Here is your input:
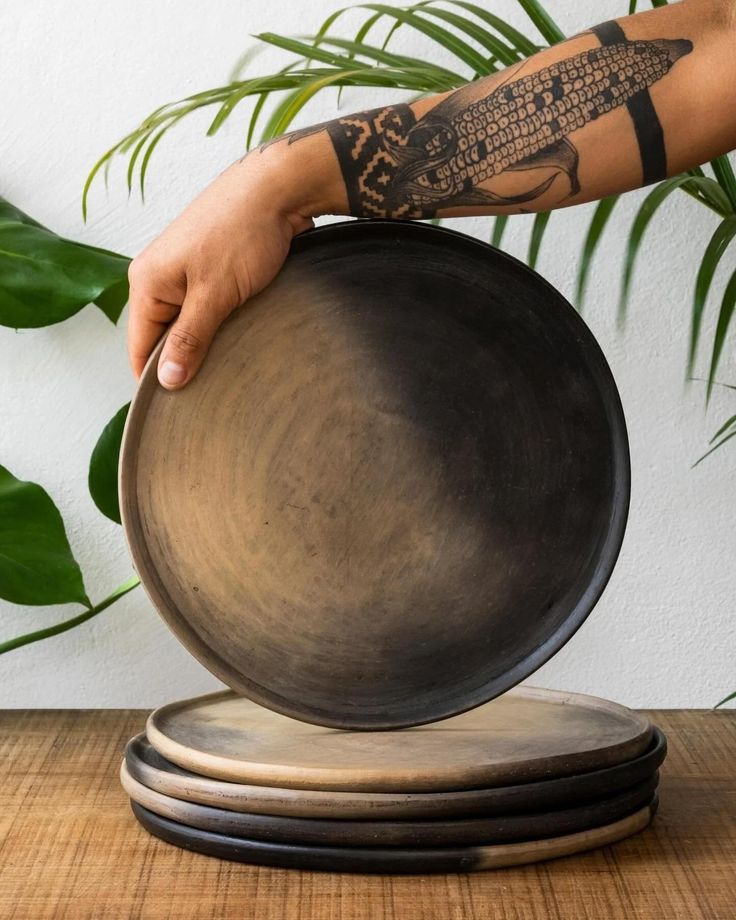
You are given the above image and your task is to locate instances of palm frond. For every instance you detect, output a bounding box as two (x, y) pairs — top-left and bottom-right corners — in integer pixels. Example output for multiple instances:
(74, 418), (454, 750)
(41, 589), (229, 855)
(527, 211), (550, 269)
(706, 268), (736, 402)
(514, 0), (565, 45)
(576, 196), (618, 310)
(618, 175), (703, 325)
(491, 214), (508, 249)
(689, 215), (736, 376)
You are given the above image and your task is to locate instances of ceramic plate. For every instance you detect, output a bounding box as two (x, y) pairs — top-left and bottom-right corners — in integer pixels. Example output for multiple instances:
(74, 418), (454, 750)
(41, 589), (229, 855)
(146, 687), (653, 791)
(120, 220), (629, 729)
(130, 798), (657, 873)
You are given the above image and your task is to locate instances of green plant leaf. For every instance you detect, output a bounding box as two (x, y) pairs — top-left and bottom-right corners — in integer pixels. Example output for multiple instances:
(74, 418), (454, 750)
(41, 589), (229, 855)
(88, 403), (130, 525)
(0, 464), (89, 607)
(491, 214), (508, 249)
(715, 689), (736, 708)
(316, 36), (466, 87)
(693, 429), (736, 467)
(680, 173), (732, 217)
(688, 215), (736, 375)
(708, 413), (736, 444)
(432, 2), (539, 57)
(357, 4), (490, 74)
(710, 154), (736, 211)
(413, 5), (520, 67)
(706, 267), (736, 400)
(0, 198), (130, 328)
(515, 0), (565, 45)
(618, 175), (697, 324)
(527, 211), (550, 269)
(576, 196), (618, 310)
(0, 575), (140, 656)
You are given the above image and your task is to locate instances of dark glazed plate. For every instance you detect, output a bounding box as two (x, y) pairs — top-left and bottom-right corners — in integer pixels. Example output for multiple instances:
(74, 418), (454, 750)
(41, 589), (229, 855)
(125, 727), (666, 819)
(120, 220), (630, 729)
(130, 798), (657, 873)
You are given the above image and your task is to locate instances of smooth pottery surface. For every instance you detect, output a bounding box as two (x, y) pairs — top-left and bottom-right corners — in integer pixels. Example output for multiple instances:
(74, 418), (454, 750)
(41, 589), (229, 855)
(120, 220), (630, 730)
(146, 688), (653, 792)
(126, 728), (666, 819)
(130, 798), (657, 873)
(121, 761), (657, 847)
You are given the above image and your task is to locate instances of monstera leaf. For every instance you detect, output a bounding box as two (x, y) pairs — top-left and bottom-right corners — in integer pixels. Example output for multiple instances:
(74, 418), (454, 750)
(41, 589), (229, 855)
(0, 198), (130, 328)
(0, 464), (89, 607)
(88, 403), (130, 524)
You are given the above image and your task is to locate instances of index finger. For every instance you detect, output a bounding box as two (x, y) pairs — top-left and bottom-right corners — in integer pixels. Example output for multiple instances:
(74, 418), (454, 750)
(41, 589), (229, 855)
(127, 287), (180, 379)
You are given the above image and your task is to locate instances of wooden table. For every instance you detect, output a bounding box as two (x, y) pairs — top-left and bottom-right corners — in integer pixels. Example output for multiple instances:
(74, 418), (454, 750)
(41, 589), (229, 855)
(1, 709), (734, 919)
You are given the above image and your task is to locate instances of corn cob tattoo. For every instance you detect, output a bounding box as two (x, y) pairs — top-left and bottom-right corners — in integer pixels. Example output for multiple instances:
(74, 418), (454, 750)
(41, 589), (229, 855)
(270, 26), (692, 218)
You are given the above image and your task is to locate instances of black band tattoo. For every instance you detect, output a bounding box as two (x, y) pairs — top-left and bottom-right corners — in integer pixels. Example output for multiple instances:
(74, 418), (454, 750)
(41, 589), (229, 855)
(267, 25), (692, 218)
(591, 21), (669, 185)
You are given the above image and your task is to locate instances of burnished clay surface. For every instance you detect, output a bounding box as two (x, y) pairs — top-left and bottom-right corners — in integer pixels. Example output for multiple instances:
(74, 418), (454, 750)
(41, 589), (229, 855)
(121, 761), (657, 847)
(120, 220), (630, 729)
(130, 799), (658, 873)
(146, 688), (653, 792)
(125, 728), (666, 819)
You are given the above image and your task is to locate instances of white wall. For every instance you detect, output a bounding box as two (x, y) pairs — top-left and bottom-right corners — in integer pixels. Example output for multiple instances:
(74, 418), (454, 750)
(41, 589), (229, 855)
(1, 0), (734, 708)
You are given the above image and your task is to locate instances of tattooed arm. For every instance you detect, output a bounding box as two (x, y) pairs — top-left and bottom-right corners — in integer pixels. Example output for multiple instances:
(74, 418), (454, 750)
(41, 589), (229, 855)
(128, 0), (736, 388)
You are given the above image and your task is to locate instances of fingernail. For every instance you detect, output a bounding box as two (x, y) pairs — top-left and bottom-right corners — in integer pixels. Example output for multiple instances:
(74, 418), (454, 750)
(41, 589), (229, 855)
(159, 360), (187, 387)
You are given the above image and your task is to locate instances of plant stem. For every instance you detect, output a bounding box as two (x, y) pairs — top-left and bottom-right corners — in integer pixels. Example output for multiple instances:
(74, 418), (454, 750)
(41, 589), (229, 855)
(0, 575), (140, 656)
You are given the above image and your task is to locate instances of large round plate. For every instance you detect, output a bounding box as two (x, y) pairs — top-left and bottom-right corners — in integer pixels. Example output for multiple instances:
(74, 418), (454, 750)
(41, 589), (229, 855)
(122, 762), (657, 847)
(126, 728), (666, 819)
(146, 688), (653, 792)
(120, 220), (630, 729)
(131, 799), (657, 873)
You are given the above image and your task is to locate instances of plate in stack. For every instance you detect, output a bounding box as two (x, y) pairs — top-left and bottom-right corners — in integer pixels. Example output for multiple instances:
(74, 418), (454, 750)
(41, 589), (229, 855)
(123, 687), (665, 872)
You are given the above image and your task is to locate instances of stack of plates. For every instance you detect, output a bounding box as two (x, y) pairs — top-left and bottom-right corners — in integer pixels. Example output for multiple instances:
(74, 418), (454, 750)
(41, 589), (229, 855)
(123, 688), (665, 873)
(119, 220), (652, 871)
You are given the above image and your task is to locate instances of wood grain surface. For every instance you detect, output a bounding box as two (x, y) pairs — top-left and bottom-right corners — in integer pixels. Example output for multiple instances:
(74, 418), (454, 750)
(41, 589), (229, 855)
(0, 708), (734, 919)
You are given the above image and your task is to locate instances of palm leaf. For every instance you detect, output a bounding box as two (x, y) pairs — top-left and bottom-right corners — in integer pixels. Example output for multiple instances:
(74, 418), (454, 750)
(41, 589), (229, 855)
(355, 4), (492, 74)
(618, 175), (700, 324)
(514, 0), (565, 45)
(706, 267), (736, 400)
(316, 36), (465, 86)
(491, 214), (508, 249)
(715, 689), (736, 708)
(576, 196), (619, 310)
(527, 211), (550, 269)
(688, 215), (736, 375)
(412, 5), (520, 67)
(693, 430), (736, 467)
(708, 413), (736, 444)
(431, 1), (539, 57)
(710, 155), (736, 210)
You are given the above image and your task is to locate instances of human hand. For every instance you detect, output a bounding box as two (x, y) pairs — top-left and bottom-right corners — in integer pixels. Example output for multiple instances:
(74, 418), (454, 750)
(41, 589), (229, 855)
(126, 141), (337, 389)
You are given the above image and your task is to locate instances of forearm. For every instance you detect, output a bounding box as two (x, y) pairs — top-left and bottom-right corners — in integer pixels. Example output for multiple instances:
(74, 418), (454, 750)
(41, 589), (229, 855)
(266, 0), (736, 222)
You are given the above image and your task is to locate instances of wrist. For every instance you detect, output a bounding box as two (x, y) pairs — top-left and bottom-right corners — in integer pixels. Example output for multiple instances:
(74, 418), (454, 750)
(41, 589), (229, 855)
(238, 132), (348, 224)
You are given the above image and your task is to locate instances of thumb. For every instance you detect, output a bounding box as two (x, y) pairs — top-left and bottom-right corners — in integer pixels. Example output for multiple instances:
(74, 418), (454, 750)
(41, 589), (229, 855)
(157, 286), (230, 390)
